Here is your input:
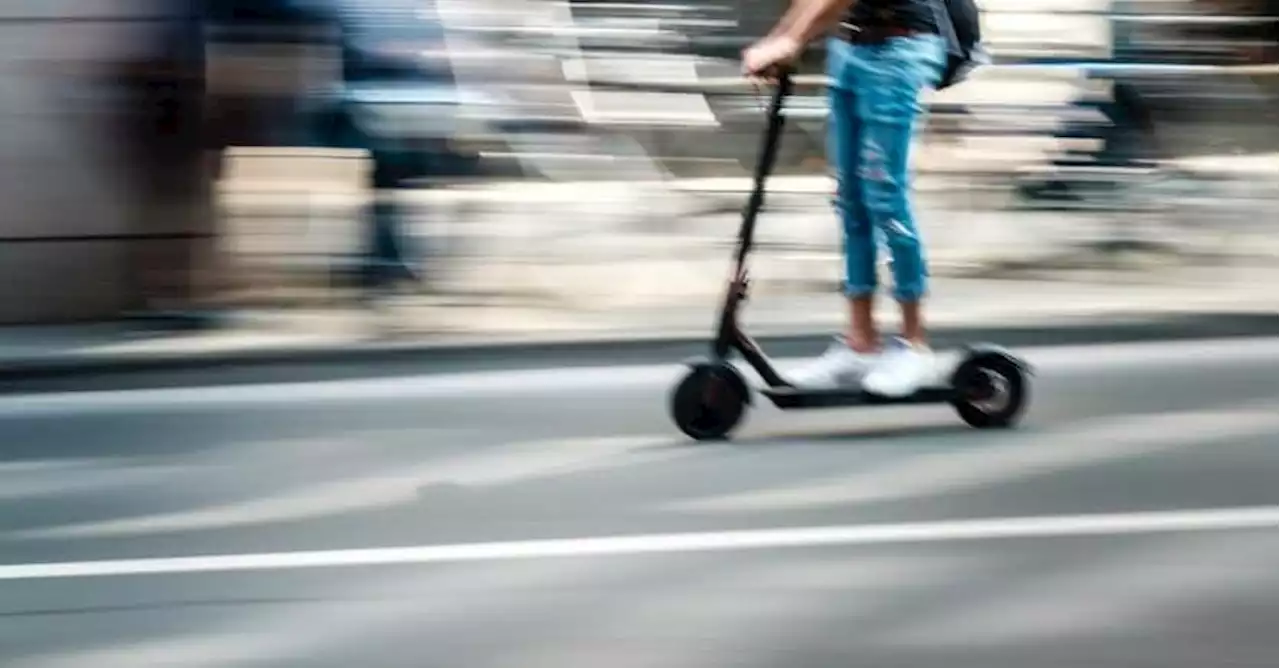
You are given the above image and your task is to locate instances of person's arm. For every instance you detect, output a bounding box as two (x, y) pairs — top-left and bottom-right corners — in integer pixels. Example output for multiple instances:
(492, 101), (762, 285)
(769, 0), (857, 45)
(744, 0), (856, 76)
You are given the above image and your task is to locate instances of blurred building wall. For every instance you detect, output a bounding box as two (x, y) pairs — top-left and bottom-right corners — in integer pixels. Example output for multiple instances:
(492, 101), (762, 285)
(0, 0), (214, 324)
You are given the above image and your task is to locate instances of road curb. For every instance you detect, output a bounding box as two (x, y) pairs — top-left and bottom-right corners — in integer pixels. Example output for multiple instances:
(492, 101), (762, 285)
(0, 312), (1274, 391)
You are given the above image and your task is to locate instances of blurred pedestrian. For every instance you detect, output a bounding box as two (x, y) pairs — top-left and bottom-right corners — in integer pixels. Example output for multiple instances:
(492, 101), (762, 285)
(299, 0), (462, 303)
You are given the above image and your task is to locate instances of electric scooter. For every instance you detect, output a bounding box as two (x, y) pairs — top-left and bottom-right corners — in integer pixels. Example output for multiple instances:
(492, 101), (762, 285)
(669, 73), (1030, 441)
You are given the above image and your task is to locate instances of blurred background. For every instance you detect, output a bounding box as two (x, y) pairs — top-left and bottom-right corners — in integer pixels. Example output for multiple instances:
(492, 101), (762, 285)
(0, 3), (1276, 667)
(0, 0), (1272, 332)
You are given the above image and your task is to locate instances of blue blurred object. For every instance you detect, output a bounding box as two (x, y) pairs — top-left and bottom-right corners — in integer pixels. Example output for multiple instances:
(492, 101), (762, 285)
(300, 0), (503, 177)
(263, 0), (481, 292)
(331, 0), (453, 85)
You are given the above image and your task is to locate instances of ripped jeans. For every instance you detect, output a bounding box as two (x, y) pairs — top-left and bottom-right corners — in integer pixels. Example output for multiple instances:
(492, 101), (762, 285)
(827, 34), (946, 302)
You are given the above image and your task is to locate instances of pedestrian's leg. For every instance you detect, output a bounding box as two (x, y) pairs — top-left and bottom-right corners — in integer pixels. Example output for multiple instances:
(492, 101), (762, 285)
(366, 152), (416, 293)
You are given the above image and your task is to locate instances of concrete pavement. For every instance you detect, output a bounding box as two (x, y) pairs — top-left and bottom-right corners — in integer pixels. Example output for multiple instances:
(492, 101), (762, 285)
(0, 337), (1275, 667)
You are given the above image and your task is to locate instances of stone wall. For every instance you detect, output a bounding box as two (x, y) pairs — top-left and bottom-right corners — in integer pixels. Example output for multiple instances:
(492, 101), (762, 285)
(0, 0), (214, 324)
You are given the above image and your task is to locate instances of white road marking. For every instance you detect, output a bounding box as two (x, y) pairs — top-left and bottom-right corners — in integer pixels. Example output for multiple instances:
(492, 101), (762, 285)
(0, 506), (1273, 581)
(0, 337), (1271, 418)
(668, 406), (1278, 513)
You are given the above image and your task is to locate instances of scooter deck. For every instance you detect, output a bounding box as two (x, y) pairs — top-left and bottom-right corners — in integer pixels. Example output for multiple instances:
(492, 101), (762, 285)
(761, 385), (955, 409)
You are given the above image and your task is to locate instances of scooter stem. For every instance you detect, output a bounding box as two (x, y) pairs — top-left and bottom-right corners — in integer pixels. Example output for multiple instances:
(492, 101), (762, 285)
(714, 73), (795, 362)
(734, 72), (794, 269)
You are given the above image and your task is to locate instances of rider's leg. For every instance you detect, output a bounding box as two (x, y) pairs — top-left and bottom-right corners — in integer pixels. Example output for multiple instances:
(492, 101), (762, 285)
(854, 34), (947, 397)
(832, 86), (880, 353)
(787, 37), (882, 389)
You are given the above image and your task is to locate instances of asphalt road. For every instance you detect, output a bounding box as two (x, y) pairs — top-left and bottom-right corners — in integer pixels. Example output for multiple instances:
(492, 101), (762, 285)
(0, 337), (1276, 668)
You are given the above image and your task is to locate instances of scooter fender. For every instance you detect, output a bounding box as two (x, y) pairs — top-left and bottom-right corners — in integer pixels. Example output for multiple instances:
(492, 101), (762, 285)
(957, 343), (1034, 376)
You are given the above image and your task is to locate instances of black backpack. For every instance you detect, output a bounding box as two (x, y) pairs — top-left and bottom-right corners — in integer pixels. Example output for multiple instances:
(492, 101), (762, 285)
(934, 0), (988, 90)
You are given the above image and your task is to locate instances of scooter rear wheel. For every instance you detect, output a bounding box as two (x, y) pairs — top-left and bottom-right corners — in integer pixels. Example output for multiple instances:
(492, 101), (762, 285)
(670, 363), (749, 441)
(950, 354), (1028, 429)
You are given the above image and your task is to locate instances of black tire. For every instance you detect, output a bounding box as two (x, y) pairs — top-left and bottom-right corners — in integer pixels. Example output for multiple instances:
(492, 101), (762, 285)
(950, 354), (1028, 429)
(670, 363), (749, 441)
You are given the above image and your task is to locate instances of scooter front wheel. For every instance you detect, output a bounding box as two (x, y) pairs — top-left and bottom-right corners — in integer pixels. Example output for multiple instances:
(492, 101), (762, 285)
(670, 362), (749, 441)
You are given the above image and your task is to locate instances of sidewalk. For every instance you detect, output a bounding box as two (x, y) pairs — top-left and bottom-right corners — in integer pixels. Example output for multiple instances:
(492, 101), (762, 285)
(2, 157), (1274, 378)
(226, 163), (1278, 310)
(0, 264), (1274, 378)
(218, 148), (1278, 300)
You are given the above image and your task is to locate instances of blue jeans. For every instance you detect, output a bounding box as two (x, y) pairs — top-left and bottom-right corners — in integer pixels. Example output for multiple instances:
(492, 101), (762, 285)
(826, 35), (946, 302)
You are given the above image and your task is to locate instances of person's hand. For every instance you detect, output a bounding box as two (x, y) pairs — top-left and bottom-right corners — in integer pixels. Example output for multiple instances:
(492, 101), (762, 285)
(741, 35), (801, 85)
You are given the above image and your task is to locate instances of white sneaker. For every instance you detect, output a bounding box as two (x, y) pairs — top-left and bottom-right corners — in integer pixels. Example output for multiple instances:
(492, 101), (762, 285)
(862, 337), (937, 398)
(789, 338), (879, 389)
